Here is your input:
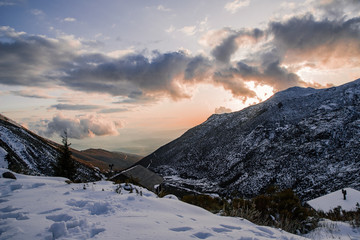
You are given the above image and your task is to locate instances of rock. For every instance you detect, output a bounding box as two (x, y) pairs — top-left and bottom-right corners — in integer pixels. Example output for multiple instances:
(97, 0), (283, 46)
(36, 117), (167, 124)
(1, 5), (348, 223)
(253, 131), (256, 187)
(2, 171), (16, 179)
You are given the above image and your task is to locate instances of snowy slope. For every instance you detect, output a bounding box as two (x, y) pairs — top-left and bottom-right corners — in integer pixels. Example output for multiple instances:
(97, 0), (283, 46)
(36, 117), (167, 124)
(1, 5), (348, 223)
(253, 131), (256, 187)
(0, 114), (138, 179)
(304, 219), (360, 240)
(307, 188), (360, 212)
(139, 78), (360, 201)
(0, 169), (306, 240)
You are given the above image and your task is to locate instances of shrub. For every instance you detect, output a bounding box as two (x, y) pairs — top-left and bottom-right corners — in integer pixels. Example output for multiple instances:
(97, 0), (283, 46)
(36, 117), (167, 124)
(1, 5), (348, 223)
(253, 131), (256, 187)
(318, 205), (360, 228)
(223, 189), (318, 234)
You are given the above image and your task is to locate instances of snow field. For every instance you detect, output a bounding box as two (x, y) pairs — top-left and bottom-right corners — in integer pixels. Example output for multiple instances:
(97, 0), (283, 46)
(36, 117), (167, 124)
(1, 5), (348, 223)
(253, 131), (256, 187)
(304, 219), (360, 240)
(0, 169), (306, 240)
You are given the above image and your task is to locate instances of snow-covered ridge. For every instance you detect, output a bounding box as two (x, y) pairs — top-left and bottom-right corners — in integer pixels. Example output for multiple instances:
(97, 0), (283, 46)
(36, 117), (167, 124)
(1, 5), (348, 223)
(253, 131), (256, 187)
(0, 169), (307, 240)
(139, 78), (360, 201)
(0, 115), (99, 181)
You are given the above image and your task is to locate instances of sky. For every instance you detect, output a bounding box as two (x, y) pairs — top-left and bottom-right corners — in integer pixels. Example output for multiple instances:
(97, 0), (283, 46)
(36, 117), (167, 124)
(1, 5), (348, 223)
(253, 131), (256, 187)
(1, 0), (360, 156)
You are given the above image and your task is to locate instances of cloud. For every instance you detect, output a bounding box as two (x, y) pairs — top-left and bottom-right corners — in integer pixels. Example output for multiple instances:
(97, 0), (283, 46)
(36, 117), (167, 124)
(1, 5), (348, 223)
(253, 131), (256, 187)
(224, 0), (250, 14)
(310, 0), (360, 20)
(210, 28), (264, 63)
(165, 25), (175, 33)
(179, 26), (197, 36)
(0, 27), (212, 102)
(10, 89), (53, 99)
(0, 0), (23, 7)
(30, 9), (44, 16)
(269, 14), (360, 68)
(50, 104), (102, 111)
(157, 5), (171, 12)
(62, 51), (212, 101)
(1, 6), (360, 107)
(98, 108), (128, 114)
(0, 26), (77, 86)
(215, 106), (232, 114)
(63, 17), (77, 22)
(40, 114), (122, 139)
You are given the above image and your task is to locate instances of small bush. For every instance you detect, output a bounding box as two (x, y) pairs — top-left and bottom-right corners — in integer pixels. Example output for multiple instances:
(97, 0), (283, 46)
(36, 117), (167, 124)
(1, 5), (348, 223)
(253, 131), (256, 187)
(318, 205), (360, 228)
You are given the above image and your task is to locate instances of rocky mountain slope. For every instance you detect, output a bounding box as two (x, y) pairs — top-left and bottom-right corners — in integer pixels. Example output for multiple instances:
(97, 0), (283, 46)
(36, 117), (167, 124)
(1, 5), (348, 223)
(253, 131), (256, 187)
(0, 114), (139, 181)
(138, 79), (360, 201)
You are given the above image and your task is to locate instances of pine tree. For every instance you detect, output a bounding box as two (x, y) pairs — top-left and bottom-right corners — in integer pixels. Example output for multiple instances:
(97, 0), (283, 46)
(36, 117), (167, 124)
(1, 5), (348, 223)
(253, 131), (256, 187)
(52, 131), (77, 181)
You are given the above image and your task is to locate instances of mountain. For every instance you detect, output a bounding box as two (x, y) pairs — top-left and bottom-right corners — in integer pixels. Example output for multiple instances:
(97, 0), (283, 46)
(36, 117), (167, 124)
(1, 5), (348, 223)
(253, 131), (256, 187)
(0, 114), (140, 180)
(72, 148), (142, 171)
(138, 79), (360, 201)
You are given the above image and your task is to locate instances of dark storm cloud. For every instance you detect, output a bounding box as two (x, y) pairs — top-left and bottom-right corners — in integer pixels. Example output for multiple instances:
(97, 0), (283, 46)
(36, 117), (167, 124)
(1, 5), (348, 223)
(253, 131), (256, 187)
(62, 51), (211, 100)
(208, 8), (360, 92)
(2, 3), (360, 104)
(50, 104), (102, 111)
(269, 14), (360, 54)
(268, 14), (360, 68)
(0, 26), (75, 86)
(0, 27), (211, 101)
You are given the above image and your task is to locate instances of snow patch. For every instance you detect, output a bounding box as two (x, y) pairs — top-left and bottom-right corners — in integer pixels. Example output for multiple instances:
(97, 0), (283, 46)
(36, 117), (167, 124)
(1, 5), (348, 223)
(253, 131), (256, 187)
(307, 188), (360, 212)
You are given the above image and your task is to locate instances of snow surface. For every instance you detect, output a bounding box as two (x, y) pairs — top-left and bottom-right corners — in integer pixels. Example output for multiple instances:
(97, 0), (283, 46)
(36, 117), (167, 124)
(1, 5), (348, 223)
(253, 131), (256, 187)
(0, 169), (306, 240)
(304, 219), (360, 240)
(0, 147), (8, 168)
(307, 188), (360, 212)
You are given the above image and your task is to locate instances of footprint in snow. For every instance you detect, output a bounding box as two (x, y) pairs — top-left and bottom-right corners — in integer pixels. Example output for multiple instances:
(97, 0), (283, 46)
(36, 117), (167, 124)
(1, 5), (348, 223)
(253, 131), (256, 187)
(0, 212), (29, 220)
(212, 227), (232, 233)
(30, 183), (46, 189)
(10, 184), (22, 191)
(169, 227), (193, 232)
(193, 232), (213, 239)
(0, 206), (21, 213)
(46, 214), (73, 222)
(48, 218), (105, 239)
(220, 224), (242, 230)
(256, 226), (275, 236)
(39, 208), (63, 215)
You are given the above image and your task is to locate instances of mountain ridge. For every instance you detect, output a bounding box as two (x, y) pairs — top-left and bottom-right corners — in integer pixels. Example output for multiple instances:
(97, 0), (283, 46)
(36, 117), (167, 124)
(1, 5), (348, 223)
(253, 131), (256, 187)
(138, 78), (360, 200)
(0, 114), (140, 180)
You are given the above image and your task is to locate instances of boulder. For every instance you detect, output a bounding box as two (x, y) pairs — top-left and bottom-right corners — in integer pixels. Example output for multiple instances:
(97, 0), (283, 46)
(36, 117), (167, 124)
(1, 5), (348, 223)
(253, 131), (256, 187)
(2, 171), (16, 179)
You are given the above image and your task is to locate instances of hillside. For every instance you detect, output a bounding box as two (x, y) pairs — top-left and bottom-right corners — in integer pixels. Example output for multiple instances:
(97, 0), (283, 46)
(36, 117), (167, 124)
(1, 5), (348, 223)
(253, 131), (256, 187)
(0, 114), (140, 180)
(138, 78), (360, 201)
(72, 148), (141, 171)
(0, 168), (308, 240)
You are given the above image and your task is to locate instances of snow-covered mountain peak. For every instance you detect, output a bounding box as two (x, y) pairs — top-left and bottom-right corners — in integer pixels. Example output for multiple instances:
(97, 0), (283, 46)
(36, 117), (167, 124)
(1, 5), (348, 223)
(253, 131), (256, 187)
(138, 78), (360, 201)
